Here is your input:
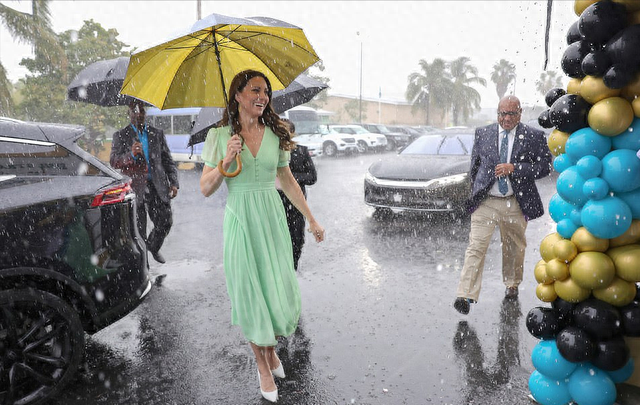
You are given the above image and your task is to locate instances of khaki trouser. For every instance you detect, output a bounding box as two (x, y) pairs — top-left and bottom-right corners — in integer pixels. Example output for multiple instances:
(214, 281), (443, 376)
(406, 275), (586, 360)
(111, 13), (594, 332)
(456, 196), (527, 302)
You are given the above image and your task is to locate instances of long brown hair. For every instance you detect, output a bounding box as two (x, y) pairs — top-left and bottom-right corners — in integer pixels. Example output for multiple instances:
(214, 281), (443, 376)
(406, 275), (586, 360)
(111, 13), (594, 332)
(219, 70), (295, 151)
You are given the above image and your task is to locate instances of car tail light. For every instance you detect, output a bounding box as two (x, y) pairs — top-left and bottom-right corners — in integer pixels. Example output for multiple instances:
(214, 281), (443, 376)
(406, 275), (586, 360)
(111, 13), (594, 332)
(91, 182), (133, 207)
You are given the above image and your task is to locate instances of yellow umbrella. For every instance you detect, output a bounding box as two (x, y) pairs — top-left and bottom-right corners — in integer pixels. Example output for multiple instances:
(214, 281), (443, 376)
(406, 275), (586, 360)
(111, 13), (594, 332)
(120, 14), (320, 110)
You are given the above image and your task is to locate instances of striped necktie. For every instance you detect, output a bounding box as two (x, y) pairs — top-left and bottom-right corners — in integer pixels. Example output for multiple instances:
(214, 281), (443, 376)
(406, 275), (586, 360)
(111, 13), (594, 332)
(498, 130), (509, 195)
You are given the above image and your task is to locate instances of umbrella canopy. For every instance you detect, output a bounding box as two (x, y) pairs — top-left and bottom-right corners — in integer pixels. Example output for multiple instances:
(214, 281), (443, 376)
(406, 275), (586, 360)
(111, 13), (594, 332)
(67, 56), (144, 107)
(120, 13), (320, 110)
(188, 73), (327, 146)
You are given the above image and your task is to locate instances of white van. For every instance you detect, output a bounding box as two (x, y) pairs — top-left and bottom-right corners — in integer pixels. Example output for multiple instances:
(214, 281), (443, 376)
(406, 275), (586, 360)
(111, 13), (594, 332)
(145, 107), (204, 165)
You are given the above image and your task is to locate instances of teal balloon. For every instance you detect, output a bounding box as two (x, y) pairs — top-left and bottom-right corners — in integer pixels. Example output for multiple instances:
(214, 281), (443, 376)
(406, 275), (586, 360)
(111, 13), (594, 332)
(549, 193), (576, 223)
(581, 196), (632, 239)
(607, 357), (634, 383)
(565, 127), (612, 164)
(571, 208), (583, 226)
(617, 187), (640, 218)
(532, 340), (578, 380)
(558, 218), (579, 239)
(568, 364), (616, 405)
(583, 177), (609, 200)
(612, 117), (640, 151)
(576, 155), (603, 179)
(601, 149), (640, 193)
(529, 370), (572, 405)
(554, 154), (573, 173)
(557, 166), (587, 205)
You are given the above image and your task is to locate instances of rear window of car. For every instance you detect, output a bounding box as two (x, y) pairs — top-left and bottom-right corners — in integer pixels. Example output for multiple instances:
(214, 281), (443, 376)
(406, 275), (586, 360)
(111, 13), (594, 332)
(401, 134), (474, 156)
(0, 137), (101, 176)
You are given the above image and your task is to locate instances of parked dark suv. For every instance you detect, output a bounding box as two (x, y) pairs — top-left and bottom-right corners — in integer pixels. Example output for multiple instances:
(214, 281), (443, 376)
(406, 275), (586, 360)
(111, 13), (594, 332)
(361, 123), (412, 151)
(0, 118), (150, 405)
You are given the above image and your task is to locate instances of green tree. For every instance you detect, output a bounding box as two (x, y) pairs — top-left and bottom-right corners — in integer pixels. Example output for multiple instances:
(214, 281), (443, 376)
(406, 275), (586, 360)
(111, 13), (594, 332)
(536, 70), (563, 97)
(405, 58), (451, 125)
(305, 60), (330, 110)
(0, 0), (66, 116)
(17, 19), (130, 154)
(490, 59), (516, 99)
(449, 57), (486, 126)
(344, 98), (366, 122)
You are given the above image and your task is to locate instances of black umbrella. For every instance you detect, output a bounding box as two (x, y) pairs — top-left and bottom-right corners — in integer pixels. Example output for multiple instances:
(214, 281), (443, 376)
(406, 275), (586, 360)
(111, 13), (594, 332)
(188, 73), (328, 146)
(67, 56), (146, 107)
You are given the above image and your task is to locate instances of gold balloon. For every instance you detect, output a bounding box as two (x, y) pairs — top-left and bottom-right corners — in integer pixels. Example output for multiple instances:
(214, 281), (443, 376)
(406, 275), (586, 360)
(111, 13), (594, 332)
(547, 129), (571, 156)
(537, 283), (558, 302)
(567, 78), (582, 95)
(607, 244), (640, 282)
(593, 276), (637, 307)
(554, 239), (579, 262)
(609, 220), (640, 248)
(588, 97), (635, 136)
(629, 10), (640, 26)
(633, 97), (640, 118)
(569, 251), (616, 289)
(554, 277), (591, 303)
(621, 72), (640, 101)
(534, 262), (554, 285)
(580, 76), (621, 104)
(571, 227), (609, 252)
(614, 0), (640, 12)
(540, 233), (563, 262)
(547, 258), (570, 281)
(574, 0), (598, 15)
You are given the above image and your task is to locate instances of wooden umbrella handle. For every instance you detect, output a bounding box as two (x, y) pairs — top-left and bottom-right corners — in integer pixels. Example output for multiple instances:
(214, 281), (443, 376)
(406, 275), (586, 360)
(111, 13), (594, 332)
(217, 155), (242, 177)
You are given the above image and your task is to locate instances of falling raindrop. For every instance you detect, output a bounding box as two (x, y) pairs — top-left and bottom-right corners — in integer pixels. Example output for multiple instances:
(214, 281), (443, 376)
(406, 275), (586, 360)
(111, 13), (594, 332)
(95, 289), (105, 302)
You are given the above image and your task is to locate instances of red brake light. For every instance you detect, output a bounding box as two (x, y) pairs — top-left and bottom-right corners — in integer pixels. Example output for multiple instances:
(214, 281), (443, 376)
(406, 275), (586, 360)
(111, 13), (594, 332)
(91, 182), (133, 207)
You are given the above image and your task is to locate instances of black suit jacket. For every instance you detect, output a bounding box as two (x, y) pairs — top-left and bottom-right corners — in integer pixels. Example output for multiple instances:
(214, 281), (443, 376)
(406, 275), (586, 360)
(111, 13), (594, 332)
(467, 122), (552, 220)
(289, 145), (317, 196)
(110, 124), (179, 203)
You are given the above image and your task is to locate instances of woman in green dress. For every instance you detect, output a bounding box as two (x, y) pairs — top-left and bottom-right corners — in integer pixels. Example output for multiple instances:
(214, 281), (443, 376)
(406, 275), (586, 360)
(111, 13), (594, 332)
(199, 70), (324, 403)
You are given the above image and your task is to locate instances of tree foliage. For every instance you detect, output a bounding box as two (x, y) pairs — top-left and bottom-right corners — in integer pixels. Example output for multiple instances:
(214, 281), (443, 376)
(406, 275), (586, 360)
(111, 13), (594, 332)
(535, 70), (563, 97)
(405, 58), (450, 125)
(305, 60), (330, 110)
(490, 59), (516, 99)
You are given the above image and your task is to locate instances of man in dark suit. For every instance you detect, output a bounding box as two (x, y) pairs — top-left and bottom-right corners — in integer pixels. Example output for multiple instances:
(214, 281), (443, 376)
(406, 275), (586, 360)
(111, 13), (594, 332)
(110, 100), (179, 264)
(277, 119), (317, 270)
(454, 96), (552, 315)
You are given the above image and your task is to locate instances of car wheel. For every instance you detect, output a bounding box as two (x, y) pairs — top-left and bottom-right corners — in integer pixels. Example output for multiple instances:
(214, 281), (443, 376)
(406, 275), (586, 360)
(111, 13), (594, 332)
(0, 289), (85, 405)
(385, 139), (396, 151)
(372, 207), (393, 221)
(323, 142), (338, 157)
(356, 140), (368, 153)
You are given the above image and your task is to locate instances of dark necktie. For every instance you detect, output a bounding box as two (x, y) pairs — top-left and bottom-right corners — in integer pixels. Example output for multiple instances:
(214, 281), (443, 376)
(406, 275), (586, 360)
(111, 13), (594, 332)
(499, 130), (509, 195)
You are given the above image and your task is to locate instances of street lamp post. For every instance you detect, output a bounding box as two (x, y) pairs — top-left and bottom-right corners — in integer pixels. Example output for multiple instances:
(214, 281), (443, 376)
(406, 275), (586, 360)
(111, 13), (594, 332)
(357, 32), (363, 124)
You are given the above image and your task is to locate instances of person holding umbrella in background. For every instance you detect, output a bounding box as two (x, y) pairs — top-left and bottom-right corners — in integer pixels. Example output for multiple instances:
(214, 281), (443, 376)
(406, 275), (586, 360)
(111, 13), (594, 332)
(110, 100), (179, 264)
(277, 118), (317, 271)
(200, 70), (324, 402)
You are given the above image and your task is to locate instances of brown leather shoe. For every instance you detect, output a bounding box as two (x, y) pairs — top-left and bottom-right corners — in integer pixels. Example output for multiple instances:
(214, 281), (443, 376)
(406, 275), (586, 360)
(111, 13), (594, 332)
(505, 287), (519, 299)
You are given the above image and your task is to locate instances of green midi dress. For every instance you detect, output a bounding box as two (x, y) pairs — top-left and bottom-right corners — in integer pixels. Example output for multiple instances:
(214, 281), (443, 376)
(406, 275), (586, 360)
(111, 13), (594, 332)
(202, 125), (301, 346)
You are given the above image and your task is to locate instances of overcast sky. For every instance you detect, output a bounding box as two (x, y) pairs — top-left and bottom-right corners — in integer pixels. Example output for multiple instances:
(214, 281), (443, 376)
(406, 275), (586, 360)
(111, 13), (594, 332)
(0, 0), (576, 108)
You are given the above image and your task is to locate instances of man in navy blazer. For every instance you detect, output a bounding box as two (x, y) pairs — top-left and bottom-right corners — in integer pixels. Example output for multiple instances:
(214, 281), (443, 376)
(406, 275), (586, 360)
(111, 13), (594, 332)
(454, 96), (552, 315)
(110, 100), (179, 264)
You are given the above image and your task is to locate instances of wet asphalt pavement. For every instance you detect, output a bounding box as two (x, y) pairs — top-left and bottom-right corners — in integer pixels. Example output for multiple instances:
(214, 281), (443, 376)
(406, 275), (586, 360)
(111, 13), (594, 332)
(53, 151), (567, 405)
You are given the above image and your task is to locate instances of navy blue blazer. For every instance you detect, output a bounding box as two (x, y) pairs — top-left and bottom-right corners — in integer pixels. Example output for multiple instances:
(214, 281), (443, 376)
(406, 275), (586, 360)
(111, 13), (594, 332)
(467, 122), (552, 221)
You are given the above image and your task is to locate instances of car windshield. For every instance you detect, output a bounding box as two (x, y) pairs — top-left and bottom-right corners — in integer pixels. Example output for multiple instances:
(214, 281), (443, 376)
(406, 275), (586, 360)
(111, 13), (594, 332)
(401, 134), (474, 156)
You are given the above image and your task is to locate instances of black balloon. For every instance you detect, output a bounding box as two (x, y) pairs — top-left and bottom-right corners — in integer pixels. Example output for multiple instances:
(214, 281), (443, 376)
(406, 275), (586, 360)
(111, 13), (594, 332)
(620, 300), (640, 337)
(561, 40), (590, 78)
(592, 336), (630, 371)
(556, 326), (596, 363)
(545, 88), (566, 108)
(526, 307), (562, 339)
(552, 297), (575, 323)
(538, 109), (553, 129)
(635, 284), (640, 301)
(581, 51), (611, 77)
(578, 1), (627, 47)
(549, 94), (590, 133)
(566, 20), (582, 45)
(603, 64), (635, 89)
(573, 298), (622, 340)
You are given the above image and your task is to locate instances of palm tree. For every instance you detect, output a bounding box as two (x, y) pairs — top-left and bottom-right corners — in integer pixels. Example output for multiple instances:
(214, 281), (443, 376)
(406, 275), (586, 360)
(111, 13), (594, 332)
(449, 57), (486, 126)
(535, 70), (563, 97)
(0, 0), (65, 115)
(405, 58), (451, 125)
(490, 59), (516, 99)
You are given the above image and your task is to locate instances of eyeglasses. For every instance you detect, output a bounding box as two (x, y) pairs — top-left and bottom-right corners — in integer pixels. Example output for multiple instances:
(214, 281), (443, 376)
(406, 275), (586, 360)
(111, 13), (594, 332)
(498, 110), (521, 117)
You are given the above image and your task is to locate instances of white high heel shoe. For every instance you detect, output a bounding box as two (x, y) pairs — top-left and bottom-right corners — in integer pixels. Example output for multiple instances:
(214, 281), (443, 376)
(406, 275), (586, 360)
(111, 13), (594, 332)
(271, 353), (285, 379)
(258, 369), (278, 403)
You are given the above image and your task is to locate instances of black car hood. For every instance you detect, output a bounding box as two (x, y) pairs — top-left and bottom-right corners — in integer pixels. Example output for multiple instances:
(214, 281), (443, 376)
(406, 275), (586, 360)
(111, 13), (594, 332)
(368, 154), (470, 181)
